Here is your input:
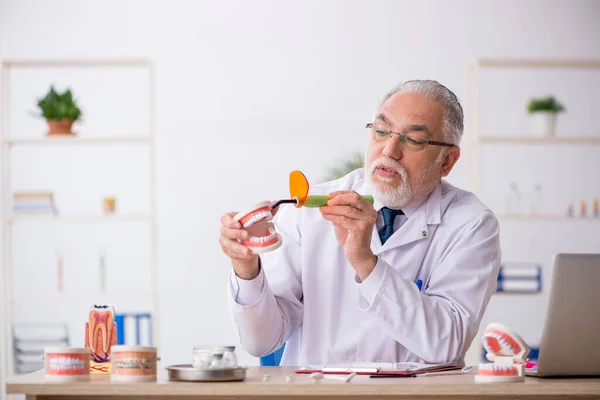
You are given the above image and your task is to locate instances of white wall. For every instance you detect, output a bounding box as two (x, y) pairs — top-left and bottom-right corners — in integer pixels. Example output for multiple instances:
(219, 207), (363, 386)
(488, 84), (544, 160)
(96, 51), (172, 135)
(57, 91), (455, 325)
(1, 0), (600, 387)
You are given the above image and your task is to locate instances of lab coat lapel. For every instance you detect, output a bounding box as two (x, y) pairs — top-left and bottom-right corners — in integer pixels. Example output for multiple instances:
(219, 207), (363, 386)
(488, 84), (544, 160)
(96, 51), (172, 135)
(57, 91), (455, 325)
(376, 183), (442, 253)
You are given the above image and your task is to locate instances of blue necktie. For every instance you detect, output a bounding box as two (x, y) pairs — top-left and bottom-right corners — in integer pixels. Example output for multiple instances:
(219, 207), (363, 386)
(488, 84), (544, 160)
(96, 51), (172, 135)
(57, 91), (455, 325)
(378, 207), (404, 245)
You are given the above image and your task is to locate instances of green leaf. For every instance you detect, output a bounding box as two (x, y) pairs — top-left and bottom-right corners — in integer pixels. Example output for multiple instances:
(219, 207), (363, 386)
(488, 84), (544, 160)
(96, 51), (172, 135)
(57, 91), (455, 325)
(526, 95), (566, 114)
(321, 150), (364, 182)
(34, 85), (82, 121)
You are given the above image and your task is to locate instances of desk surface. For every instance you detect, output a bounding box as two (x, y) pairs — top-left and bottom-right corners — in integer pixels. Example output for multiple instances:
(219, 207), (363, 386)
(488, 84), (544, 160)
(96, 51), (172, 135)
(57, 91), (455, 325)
(6, 366), (600, 399)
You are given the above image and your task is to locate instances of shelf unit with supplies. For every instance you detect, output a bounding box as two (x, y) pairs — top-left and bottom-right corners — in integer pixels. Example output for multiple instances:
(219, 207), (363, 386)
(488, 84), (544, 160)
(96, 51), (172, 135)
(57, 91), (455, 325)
(464, 57), (600, 366)
(467, 57), (600, 204)
(467, 57), (600, 221)
(0, 58), (158, 380)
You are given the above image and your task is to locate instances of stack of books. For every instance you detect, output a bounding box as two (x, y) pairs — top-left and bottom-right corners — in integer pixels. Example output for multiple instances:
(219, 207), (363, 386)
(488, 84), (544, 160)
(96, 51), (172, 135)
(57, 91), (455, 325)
(497, 262), (542, 293)
(13, 191), (58, 215)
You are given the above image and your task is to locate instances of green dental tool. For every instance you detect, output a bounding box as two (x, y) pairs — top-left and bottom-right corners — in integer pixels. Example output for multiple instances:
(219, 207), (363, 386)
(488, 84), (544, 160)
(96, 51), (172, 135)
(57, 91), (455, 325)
(302, 194), (374, 208)
(271, 170), (374, 209)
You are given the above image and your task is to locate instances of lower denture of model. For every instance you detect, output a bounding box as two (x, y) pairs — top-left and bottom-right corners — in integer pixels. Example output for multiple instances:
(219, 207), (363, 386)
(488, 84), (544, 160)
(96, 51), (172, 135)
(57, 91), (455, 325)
(475, 322), (531, 383)
(234, 201), (282, 253)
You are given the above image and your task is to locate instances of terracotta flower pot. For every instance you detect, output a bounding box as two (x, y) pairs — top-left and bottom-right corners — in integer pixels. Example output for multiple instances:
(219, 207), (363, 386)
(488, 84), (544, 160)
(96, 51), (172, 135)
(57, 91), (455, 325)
(47, 119), (75, 135)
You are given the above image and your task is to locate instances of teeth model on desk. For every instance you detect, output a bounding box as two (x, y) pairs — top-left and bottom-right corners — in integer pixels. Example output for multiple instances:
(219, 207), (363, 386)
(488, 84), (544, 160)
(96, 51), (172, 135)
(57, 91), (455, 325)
(44, 347), (91, 382)
(111, 345), (159, 382)
(475, 322), (531, 383)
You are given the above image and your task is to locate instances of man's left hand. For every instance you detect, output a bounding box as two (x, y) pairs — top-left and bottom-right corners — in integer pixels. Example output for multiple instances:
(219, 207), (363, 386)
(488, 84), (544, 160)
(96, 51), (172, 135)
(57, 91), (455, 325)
(320, 190), (378, 280)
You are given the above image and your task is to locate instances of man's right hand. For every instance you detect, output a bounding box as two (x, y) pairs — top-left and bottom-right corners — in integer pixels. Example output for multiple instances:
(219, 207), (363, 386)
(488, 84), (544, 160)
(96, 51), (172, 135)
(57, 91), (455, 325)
(219, 211), (260, 280)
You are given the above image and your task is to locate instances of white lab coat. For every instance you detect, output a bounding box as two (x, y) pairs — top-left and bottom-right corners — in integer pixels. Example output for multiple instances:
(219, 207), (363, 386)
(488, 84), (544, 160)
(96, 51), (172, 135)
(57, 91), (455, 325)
(227, 168), (501, 366)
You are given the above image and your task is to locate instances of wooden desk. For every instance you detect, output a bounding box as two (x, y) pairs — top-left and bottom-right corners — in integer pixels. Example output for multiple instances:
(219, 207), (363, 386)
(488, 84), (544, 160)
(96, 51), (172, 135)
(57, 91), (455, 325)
(6, 366), (600, 399)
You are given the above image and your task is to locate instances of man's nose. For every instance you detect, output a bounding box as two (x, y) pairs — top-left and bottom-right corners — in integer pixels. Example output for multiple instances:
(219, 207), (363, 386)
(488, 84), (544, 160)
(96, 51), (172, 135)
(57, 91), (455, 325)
(382, 134), (403, 160)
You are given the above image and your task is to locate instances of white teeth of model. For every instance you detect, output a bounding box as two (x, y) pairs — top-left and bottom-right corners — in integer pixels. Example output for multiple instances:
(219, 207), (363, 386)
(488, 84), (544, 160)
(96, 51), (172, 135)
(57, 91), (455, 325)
(249, 232), (276, 243)
(243, 211), (272, 228)
(49, 357), (85, 370)
(490, 333), (511, 351)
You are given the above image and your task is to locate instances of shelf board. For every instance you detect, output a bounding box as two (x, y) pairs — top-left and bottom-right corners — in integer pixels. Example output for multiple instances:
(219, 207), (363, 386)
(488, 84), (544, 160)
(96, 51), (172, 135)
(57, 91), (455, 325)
(497, 214), (600, 221)
(10, 292), (155, 305)
(2, 59), (150, 67)
(2, 136), (151, 146)
(479, 136), (600, 144)
(474, 58), (600, 69)
(5, 214), (151, 223)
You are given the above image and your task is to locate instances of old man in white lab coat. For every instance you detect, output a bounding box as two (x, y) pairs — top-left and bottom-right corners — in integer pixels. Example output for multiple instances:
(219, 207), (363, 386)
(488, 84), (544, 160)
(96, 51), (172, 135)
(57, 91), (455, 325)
(219, 80), (501, 367)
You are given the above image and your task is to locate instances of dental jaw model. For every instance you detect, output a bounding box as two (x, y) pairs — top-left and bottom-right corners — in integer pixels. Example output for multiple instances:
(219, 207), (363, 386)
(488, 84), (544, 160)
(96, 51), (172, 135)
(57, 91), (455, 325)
(475, 322), (531, 383)
(85, 305), (117, 374)
(234, 171), (373, 254)
(231, 171), (306, 254)
(234, 201), (282, 253)
(44, 347), (90, 382)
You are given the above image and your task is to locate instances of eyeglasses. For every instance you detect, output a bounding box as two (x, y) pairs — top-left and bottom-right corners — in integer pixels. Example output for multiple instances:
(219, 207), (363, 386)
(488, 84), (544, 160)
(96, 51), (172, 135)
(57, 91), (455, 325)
(366, 123), (455, 151)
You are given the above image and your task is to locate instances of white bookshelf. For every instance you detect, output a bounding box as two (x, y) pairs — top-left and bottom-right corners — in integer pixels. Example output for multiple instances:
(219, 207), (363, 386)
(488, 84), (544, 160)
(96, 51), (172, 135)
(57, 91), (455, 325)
(479, 136), (600, 145)
(467, 58), (600, 196)
(0, 59), (158, 379)
(9, 292), (155, 305)
(4, 214), (151, 224)
(465, 57), (600, 367)
(2, 136), (151, 146)
(497, 215), (600, 221)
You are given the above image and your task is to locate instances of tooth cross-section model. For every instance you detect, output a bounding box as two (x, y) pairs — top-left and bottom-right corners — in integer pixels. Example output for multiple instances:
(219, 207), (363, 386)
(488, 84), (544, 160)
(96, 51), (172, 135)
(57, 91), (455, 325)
(85, 305), (117, 363)
(234, 201), (282, 254)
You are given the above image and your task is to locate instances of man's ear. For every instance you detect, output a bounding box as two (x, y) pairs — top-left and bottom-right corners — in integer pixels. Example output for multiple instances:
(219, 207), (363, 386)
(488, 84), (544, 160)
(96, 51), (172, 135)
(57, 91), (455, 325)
(441, 146), (460, 177)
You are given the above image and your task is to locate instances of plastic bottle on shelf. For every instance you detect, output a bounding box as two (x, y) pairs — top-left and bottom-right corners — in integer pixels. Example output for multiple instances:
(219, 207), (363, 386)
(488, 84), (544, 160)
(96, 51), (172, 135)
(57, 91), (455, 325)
(529, 182), (543, 215)
(580, 200), (587, 218)
(506, 182), (523, 215)
(567, 202), (574, 217)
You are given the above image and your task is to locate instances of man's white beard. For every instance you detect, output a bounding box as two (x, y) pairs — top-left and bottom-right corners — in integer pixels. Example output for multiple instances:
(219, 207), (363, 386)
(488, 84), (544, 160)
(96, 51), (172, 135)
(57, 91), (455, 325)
(365, 156), (442, 209)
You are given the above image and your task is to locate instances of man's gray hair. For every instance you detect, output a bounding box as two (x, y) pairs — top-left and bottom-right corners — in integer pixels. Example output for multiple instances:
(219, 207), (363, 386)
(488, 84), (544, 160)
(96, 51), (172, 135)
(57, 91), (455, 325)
(380, 80), (464, 145)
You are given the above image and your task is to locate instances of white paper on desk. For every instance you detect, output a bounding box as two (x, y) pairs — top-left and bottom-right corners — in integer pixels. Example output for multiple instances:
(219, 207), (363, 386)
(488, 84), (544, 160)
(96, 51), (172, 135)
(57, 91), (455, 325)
(306, 361), (458, 373)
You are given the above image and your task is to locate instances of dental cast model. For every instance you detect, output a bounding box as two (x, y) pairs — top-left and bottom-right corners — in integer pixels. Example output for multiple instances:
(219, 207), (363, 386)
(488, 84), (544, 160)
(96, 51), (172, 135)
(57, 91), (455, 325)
(85, 305), (117, 364)
(44, 347), (91, 382)
(233, 171), (374, 255)
(234, 201), (282, 254)
(44, 347), (90, 382)
(475, 322), (531, 383)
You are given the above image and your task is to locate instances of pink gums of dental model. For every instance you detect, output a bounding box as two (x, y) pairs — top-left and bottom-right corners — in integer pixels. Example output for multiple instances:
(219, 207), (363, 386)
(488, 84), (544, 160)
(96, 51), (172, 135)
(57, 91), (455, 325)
(234, 201), (282, 254)
(475, 322), (531, 383)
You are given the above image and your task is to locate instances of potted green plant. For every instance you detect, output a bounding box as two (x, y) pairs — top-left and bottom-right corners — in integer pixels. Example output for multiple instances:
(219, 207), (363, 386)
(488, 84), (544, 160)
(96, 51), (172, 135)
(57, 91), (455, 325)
(36, 85), (82, 135)
(526, 95), (565, 137)
(321, 150), (364, 182)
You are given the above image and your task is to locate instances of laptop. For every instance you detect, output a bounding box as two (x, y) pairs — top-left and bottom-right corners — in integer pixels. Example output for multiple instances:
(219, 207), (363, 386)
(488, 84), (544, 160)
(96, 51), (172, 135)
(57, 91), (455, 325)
(526, 253), (600, 377)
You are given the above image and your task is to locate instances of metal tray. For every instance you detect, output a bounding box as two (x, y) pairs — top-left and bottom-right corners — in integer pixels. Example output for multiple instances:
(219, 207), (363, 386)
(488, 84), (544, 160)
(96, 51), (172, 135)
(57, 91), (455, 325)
(166, 364), (247, 382)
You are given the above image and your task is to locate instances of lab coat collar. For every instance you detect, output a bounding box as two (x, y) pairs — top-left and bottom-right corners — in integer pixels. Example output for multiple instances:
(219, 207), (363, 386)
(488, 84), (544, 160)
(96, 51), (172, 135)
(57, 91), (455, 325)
(372, 196), (423, 219)
(367, 181), (443, 252)
(367, 180), (442, 224)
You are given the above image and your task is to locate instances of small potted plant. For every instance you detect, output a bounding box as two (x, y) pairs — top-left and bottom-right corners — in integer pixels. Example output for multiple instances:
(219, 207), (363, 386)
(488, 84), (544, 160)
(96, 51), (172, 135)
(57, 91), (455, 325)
(526, 95), (565, 137)
(321, 150), (364, 182)
(36, 85), (82, 135)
